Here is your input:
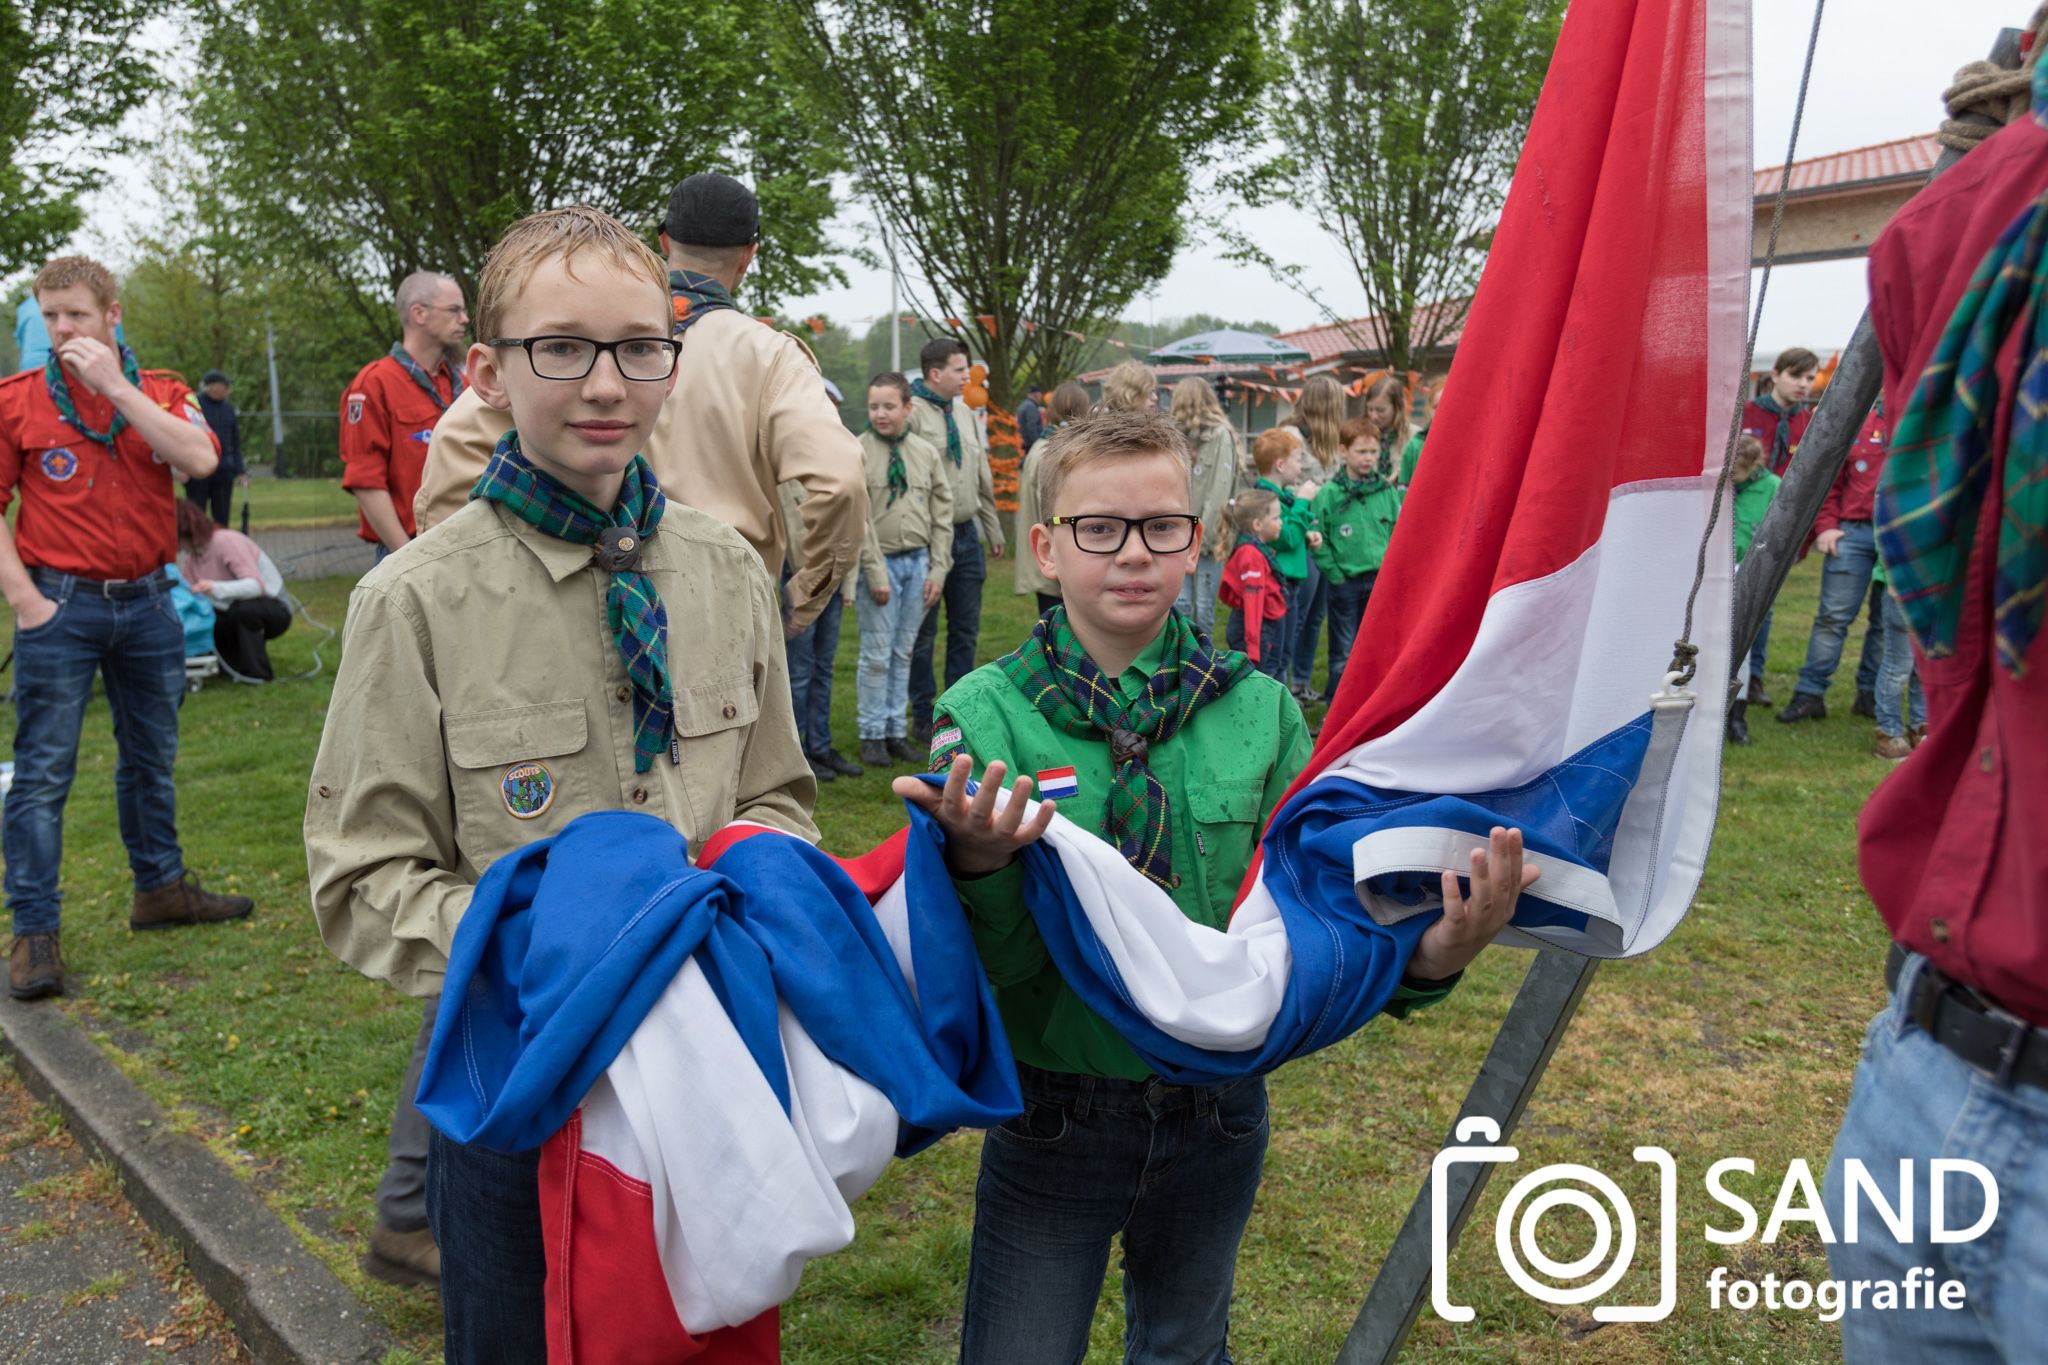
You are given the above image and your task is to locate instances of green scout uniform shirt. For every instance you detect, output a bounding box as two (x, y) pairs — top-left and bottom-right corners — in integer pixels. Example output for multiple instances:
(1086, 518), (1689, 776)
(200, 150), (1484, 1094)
(1732, 468), (1780, 564)
(1310, 474), (1404, 581)
(305, 497), (820, 999)
(1188, 422), (1244, 560)
(1398, 430), (1427, 486)
(1255, 476), (1317, 583)
(934, 621), (1455, 1079)
(857, 428), (954, 596)
(909, 392), (1004, 554)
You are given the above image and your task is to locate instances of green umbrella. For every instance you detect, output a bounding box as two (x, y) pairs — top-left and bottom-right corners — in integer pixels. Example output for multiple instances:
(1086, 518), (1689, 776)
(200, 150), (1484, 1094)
(1145, 328), (1311, 367)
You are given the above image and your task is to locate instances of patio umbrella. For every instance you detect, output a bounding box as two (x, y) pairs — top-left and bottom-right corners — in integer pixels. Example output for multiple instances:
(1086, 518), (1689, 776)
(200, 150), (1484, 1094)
(1144, 329), (1311, 367)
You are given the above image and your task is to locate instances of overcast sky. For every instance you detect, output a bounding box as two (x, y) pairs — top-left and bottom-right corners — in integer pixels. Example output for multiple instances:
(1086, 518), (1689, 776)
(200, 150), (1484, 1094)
(770, 0), (2020, 357)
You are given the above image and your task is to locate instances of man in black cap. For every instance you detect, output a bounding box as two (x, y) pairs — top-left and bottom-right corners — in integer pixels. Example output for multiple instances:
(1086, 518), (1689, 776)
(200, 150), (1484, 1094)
(187, 370), (244, 526)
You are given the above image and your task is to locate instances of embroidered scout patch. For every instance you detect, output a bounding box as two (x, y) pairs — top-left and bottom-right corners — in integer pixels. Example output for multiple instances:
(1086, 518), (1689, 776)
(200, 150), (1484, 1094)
(39, 448), (78, 482)
(346, 393), (366, 425)
(183, 396), (210, 429)
(1338, 523), (1355, 538)
(501, 761), (555, 819)
(929, 725), (963, 759)
(409, 428), (433, 444)
(1035, 766), (1079, 800)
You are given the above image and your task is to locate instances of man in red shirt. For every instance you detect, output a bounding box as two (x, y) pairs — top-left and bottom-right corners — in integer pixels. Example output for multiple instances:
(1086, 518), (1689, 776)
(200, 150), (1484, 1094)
(339, 271), (469, 557)
(1821, 102), (2048, 1362)
(1737, 348), (1816, 702)
(1, 256), (255, 1001)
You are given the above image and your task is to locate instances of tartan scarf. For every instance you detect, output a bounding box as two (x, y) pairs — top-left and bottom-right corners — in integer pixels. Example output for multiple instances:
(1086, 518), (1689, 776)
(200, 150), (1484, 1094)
(388, 341), (464, 412)
(1752, 390), (1800, 473)
(869, 426), (909, 504)
(472, 431), (676, 771)
(669, 270), (738, 337)
(1878, 60), (2048, 675)
(997, 605), (1253, 888)
(909, 377), (963, 466)
(44, 345), (142, 447)
(1326, 456), (1395, 506)
(1234, 533), (1280, 573)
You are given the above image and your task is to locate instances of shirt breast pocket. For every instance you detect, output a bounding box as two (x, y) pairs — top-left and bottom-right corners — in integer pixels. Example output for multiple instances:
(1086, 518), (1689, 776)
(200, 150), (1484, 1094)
(671, 675), (760, 828)
(1186, 779), (1264, 902)
(444, 700), (592, 863)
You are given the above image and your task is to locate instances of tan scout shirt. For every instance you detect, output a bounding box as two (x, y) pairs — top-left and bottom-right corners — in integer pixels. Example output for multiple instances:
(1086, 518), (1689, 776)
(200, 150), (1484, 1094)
(856, 429), (953, 596)
(908, 392), (1003, 553)
(305, 498), (819, 998)
(1011, 442), (1057, 597)
(414, 308), (867, 631)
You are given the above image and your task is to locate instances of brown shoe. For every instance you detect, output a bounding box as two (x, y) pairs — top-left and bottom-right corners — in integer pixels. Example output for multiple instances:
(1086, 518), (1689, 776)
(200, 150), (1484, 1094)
(363, 1220), (440, 1287)
(1906, 725), (1928, 749)
(130, 874), (255, 931)
(8, 932), (64, 1000)
(1873, 734), (1913, 764)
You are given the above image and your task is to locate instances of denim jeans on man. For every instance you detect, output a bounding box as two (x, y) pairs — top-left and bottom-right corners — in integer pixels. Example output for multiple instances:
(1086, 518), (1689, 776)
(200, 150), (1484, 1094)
(1322, 573), (1375, 703)
(857, 548), (929, 741)
(5, 572), (188, 936)
(783, 578), (844, 756)
(1175, 557), (1225, 639)
(1792, 521), (1878, 699)
(1287, 558), (1327, 691)
(427, 1127), (546, 1364)
(1873, 591), (1926, 739)
(1855, 578), (1886, 699)
(910, 522), (985, 730)
(1823, 952), (2048, 1364)
(959, 1064), (1269, 1364)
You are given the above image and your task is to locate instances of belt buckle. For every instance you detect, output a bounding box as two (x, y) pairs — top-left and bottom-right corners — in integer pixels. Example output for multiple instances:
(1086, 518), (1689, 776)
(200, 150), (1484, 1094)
(1985, 1006), (2033, 1089)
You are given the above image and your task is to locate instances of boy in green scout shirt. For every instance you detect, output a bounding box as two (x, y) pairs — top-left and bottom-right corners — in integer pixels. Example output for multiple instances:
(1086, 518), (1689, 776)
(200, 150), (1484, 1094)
(306, 206), (816, 1365)
(1311, 415), (1405, 703)
(1726, 433), (1778, 746)
(896, 409), (1535, 1363)
(856, 371), (953, 768)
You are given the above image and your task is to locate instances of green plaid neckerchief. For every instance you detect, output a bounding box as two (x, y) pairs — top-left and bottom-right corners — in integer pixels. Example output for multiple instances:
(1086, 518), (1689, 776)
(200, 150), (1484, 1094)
(870, 426), (909, 504)
(996, 605), (1253, 888)
(44, 345), (143, 447)
(669, 270), (738, 337)
(909, 377), (963, 466)
(1878, 58), (2048, 675)
(387, 342), (464, 413)
(1326, 456), (1395, 508)
(1234, 533), (1280, 572)
(472, 431), (676, 771)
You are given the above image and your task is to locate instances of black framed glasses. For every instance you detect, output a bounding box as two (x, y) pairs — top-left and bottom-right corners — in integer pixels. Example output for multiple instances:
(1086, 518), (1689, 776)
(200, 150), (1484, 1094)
(1047, 514), (1200, 555)
(486, 335), (681, 382)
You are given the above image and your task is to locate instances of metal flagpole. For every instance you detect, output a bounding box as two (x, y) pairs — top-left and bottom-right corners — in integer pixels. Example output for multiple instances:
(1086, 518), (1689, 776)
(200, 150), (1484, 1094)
(265, 319), (285, 471)
(1335, 25), (2022, 1364)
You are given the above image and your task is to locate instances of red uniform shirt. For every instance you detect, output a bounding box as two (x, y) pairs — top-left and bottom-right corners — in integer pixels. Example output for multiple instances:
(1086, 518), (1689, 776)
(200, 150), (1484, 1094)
(1740, 395), (1811, 477)
(1860, 113), (2048, 1026)
(1220, 542), (1287, 664)
(0, 365), (217, 582)
(338, 351), (461, 544)
(1812, 409), (1890, 537)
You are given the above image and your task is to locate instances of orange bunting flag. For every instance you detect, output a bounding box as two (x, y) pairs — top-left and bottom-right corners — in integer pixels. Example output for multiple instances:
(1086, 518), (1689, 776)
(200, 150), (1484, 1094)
(1067, 330), (1088, 343)
(1022, 320), (1038, 333)
(976, 315), (998, 337)
(806, 317), (826, 337)
(943, 317), (965, 329)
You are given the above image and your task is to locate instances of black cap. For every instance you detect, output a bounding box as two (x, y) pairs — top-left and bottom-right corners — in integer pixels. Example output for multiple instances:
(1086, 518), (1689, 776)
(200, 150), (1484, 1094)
(201, 370), (229, 386)
(663, 173), (760, 248)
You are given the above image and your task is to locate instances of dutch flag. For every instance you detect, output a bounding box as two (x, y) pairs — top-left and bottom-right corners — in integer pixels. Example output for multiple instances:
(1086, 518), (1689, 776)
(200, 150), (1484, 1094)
(1033, 765), (1079, 801)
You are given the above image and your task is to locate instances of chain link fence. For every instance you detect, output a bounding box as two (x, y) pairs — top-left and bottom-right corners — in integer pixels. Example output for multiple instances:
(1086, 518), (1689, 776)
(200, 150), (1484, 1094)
(237, 412), (344, 479)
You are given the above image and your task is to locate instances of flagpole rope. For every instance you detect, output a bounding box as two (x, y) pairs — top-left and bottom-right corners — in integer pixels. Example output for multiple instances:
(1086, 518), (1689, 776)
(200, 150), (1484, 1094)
(1670, 0), (1828, 687)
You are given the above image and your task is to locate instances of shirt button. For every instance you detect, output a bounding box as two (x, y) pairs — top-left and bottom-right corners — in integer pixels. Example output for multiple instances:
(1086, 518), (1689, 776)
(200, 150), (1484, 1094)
(1930, 917), (1950, 943)
(316, 785), (331, 798)
(1170, 874), (1182, 889)
(616, 686), (631, 703)
(631, 786), (648, 805)
(1980, 747), (1995, 772)
(722, 702), (737, 720)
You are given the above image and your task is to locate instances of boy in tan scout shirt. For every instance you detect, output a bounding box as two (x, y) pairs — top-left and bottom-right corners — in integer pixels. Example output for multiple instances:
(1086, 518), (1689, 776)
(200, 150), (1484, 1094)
(855, 371), (952, 768)
(305, 205), (816, 1365)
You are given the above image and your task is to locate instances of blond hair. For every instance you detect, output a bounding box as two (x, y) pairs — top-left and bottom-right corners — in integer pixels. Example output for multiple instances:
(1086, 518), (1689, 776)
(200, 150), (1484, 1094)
(1227, 488), (1278, 536)
(34, 256), (118, 310)
(1251, 427), (1300, 477)
(1294, 375), (1346, 467)
(1169, 377), (1226, 435)
(1100, 361), (1158, 413)
(1035, 409), (1190, 517)
(1732, 433), (1767, 481)
(1361, 374), (1412, 452)
(476, 205), (669, 344)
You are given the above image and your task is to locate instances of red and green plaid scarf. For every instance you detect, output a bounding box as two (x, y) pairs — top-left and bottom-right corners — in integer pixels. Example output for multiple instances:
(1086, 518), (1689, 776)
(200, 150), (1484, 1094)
(472, 431), (676, 771)
(909, 376), (963, 467)
(1877, 60), (2048, 675)
(44, 345), (142, 447)
(669, 269), (738, 337)
(387, 341), (464, 412)
(996, 606), (1253, 888)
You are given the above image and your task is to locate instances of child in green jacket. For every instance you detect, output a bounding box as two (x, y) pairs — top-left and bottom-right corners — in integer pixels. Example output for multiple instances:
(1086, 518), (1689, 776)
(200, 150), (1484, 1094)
(1311, 416), (1404, 703)
(1728, 434), (1778, 745)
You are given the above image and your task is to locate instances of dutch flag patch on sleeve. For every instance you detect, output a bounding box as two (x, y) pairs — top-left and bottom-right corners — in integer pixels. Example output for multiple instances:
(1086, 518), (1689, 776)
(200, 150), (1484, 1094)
(1034, 766), (1079, 800)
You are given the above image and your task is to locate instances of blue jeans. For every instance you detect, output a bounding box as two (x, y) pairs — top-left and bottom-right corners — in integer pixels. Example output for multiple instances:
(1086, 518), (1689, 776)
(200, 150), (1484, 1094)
(783, 579), (844, 755)
(1793, 521), (1878, 699)
(1225, 598), (1289, 679)
(1855, 578), (1886, 697)
(857, 548), (929, 740)
(960, 1065), (1269, 1364)
(1823, 953), (2048, 1364)
(427, 1127), (547, 1365)
(1874, 590), (1926, 738)
(911, 522), (986, 730)
(1748, 602), (1775, 685)
(1175, 558), (1225, 639)
(1287, 558), (1326, 690)
(5, 572), (188, 936)
(1323, 573), (1375, 702)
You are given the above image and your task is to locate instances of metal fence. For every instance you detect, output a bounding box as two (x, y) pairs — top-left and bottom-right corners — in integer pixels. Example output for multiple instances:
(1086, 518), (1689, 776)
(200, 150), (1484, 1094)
(236, 412), (344, 479)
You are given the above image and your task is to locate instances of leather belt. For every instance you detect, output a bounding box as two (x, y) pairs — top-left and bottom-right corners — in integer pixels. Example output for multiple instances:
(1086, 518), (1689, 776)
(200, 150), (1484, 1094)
(1887, 942), (2047, 1091)
(30, 567), (169, 600)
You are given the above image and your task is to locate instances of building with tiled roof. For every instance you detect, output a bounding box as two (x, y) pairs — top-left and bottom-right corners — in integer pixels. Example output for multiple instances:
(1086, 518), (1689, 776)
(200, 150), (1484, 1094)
(1751, 133), (1939, 264)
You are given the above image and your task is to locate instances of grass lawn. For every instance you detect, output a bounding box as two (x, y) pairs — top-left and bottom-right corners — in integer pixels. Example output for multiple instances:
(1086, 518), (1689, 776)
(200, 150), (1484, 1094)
(0, 555), (1896, 1363)
(232, 478), (360, 529)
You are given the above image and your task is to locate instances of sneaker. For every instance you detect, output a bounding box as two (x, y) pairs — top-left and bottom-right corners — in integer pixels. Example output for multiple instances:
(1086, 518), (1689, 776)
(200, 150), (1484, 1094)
(805, 753), (837, 784)
(7, 932), (63, 1001)
(363, 1220), (440, 1287)
(1775, 692), (1827, 724)
(130, 874), (254, 931)
(1744, 677), (1772, 707)
(909, 720), (932, 749)
(1852, 690), (1877, 719)
(1725, 699), (1750, 746)
(821, 748), (864, 778)
(860, 738), (893, 769)
(1873, 733), (1913, 764)
(887, 737), (923, 764)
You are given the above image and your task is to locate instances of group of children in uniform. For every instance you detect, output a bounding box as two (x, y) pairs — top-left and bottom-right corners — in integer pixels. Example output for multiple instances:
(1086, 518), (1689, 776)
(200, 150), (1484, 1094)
(306, 205), (1531, 1364)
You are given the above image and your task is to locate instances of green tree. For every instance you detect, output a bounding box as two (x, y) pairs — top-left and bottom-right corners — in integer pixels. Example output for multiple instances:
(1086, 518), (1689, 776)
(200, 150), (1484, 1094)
(1246, 0), (1563, 375)
(774, 0), (1270, 408)
(184, 0), (846, 332)
(0, 0), (162, 277)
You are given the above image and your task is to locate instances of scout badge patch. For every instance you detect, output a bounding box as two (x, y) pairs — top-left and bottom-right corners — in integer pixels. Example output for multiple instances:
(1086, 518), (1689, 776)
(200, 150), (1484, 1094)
(39, 448), (78, 482)
(347, 393), (366, 425)
(928, 724), (964, 770)
(1034, 766), (1080, 801)
(502, 761), (555, 819)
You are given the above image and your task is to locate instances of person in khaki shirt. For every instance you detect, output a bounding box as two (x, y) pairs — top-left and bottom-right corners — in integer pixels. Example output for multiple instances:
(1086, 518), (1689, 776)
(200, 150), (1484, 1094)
(306, 207), (815, 1365)
(906, 336), (1003, 744)
(854, 373), (953, 768)
(412, 173), (864, 635)
(778, 473), (864, 784)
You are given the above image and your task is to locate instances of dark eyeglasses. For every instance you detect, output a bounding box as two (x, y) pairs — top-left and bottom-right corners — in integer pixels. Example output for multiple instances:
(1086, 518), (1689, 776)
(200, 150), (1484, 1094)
(1047, 514), (1200, 555)
(486, 335), (681, 382)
